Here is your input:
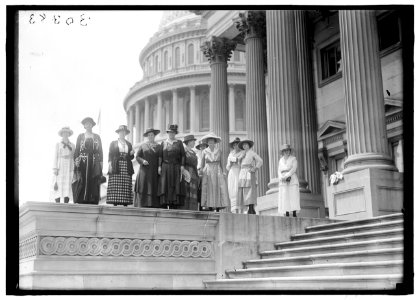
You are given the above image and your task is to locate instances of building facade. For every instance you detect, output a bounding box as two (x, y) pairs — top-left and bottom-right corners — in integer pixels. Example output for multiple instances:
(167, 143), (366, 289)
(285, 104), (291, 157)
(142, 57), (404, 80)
(124, 10), (406, 220)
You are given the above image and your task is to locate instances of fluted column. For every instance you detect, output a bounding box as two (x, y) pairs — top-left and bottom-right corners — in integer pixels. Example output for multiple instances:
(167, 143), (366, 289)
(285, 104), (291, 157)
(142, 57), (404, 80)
(135, 102), (141, 143)
(190, 86), (198, 133)
(266, 10), (307, 194)
(339, 10), (397, 174)
(295, 10), (321, 194)
(228, 84), (235, 132)
(157, 92), (163, 131)
(236, 10), (270, 196)
(144, 97), (150, 130)
(127, 106), (134, 143)
(201, 36), (236, 166)
(172, 89), (178, 126)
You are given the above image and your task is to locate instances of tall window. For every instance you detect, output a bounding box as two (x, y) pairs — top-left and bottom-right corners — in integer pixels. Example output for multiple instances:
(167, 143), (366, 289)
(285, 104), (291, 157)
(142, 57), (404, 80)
(377, 12), (401, 52)
(199, 89), (210, 131)
(233, 50), (240, 62)
(320, 40), (341, 81)
(175, 47), (180, 68)
(154, 56), (159, 73)
(235, 88), (246, 131)
(163, 51), (168, 71)
(187, 44), (194, 65)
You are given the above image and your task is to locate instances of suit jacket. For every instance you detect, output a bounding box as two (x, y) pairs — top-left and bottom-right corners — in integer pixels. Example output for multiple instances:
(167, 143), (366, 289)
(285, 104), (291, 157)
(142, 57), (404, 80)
(108, 140), (134, 176)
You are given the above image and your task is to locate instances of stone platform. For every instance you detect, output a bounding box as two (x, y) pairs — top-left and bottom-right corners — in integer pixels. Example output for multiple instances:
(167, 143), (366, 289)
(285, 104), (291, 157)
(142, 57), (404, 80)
(19, 202), (337, 290)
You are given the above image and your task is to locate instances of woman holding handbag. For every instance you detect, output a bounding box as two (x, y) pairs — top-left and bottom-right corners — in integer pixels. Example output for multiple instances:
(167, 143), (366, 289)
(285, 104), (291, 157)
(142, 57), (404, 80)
(52, 126), (75, 203)
(106, 125), (135, 206)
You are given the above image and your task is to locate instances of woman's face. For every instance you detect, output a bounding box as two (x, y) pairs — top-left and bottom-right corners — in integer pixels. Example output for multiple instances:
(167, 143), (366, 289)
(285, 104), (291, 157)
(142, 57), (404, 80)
(84, 122), (93, 131)
(207, 138), (215, 146)
(168, 132), (176, 139)
(283, 149), (291, 156)
(233, 143), (239, 150)
(61, 132), (69, 139)
(147, 132), (155, 142)
(242, 143), (250, 150)
(118, 131), (126, 139)
(187, 140), (195, 148)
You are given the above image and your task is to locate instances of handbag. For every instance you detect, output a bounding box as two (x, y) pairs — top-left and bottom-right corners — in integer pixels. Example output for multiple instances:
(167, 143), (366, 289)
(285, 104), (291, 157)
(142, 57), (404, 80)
(53, 176), (58, 191)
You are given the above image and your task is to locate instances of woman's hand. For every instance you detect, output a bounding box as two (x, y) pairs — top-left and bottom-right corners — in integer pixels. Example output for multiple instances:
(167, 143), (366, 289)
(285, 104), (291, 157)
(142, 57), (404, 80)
(143, 160), (149, 166)
(181, 166), (185, 173)
(158, 166), (161, 175)
(75, 157), (80, 167)
(108, 162), (113, 173)
(130, 149), (135, 155)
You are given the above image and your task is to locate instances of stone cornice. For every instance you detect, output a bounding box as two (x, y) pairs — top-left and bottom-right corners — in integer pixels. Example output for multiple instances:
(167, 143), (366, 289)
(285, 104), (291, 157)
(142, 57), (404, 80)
(201, 36), (237, 64)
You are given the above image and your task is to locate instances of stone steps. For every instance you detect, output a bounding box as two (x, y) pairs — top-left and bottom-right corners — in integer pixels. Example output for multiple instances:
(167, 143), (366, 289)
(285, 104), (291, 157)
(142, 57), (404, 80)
(226, 260), (403, 279)
(243, 247), (403, 268)
(291, 220), (403, 241)
(275, 228), (403, 250)
(204, 274), (403, 290)
(304, 213), (403, 233)
(261, 237), (403, 259)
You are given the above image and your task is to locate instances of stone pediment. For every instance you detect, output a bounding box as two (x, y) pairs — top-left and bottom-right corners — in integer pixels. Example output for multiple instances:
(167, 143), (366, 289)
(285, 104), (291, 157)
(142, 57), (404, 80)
(384, 98), (403, 114)
(317, 120), (346, 140)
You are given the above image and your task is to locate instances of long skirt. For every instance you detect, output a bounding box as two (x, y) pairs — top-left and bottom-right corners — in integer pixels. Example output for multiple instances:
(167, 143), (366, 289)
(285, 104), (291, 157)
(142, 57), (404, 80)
(179, 166), (199, 211)
(106, 160), (133, 206)
(201, 164), (229, 209)
(51, 157), (74, 203)
(237, 167), (258, 208)
(227, 165), (240, 212)
(73, 154), (100, 204)
(278, 180), (300, 215)
(158, 163), (184, 207)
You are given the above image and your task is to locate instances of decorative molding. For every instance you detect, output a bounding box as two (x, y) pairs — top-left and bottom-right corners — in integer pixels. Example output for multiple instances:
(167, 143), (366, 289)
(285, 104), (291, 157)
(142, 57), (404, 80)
(317, 120), (346, 140)
(201, 36), (237, 64)
(38, 237), (213, 258)
(19, 233), (38, 260)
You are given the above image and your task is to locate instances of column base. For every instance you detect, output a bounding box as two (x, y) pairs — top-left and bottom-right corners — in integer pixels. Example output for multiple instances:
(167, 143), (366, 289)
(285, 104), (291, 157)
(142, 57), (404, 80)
(327, 168), (403, 221)
(256, 192), (325, 218)
(342, 153), (398, 175)
(266, 178), (311, 195)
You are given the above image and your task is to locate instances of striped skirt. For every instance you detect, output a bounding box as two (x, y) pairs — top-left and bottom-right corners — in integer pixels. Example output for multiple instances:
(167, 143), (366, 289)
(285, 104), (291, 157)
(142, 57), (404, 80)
(106, 160), (133, 206)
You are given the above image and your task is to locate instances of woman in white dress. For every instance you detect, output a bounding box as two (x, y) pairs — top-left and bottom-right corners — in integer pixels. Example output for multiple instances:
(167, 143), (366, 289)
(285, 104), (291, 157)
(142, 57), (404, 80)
(52, 126), (75, 203)
(237, 139), (263, 214)
(278, 144), (300, 217)
(226, 137), (244, 213)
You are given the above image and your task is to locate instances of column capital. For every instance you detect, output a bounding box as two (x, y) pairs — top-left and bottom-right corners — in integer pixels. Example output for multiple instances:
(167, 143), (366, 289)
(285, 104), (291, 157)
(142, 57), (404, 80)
(228, 83), (235, 88)
(235, 10), (266, 40)
(189, 85), (196, 90)
(201, 36), (237, 64)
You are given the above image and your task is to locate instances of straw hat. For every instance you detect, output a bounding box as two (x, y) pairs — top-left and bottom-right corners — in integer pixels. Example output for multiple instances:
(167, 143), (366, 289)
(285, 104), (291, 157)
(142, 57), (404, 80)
(238, 139), (254, 150)
(229, 137), (241, 147)
(201, 132), (221, 144)
(196, 141), (208, 150)
(58, 126), (73, 137)
(115, 125), (130, 135)
(183, 134), (197, 144)
(81, 117), (96, 127)
(280, 144), (293, 152)
(143, 128), (160, 137)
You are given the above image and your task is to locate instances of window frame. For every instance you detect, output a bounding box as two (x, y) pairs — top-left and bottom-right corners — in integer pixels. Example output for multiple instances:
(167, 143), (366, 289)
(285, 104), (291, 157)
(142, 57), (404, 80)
(377, 10), (402, 58)
(317, 35), (342, 88)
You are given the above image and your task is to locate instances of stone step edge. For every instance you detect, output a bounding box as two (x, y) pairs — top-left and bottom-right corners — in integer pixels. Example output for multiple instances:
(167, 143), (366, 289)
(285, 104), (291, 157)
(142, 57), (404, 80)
(245, 247), (403, 266)
(294, 220), (403, 239)
(229, 260), (403, 274)
(260, 237), (403, 256)
(204, 273), (403, 284)
(20, 270), (218, 276)
(278, 228), (404, 247)
(305, 213), (403, 232)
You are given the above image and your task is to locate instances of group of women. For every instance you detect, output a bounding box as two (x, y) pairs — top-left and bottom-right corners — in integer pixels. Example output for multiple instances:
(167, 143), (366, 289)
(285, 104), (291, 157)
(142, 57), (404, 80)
(52, 116), (301, 216)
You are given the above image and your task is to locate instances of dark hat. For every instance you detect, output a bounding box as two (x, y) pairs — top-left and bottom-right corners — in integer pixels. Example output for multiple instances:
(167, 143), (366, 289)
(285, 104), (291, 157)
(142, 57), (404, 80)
(238, 139), (254, 150)
(115, 125), (130, 135)
(81, 117), (96, 127)
(58, 126), (73, 137)
(183, 134), (197, 144)
(229, 137), (241, 147)
(196, 141), (208, 150)
(143, 128), (160, 137)
(280, 144), (293, 152)
(166, 124), (178, 134)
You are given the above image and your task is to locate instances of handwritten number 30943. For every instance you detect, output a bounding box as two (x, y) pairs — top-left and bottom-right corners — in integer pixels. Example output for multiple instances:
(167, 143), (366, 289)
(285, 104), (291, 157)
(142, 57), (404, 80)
(29, 13), (90, 26)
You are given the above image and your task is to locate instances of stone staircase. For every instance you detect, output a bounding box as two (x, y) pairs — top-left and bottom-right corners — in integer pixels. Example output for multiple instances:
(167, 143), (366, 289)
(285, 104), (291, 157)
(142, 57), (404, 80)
(204, 213), (404, 290)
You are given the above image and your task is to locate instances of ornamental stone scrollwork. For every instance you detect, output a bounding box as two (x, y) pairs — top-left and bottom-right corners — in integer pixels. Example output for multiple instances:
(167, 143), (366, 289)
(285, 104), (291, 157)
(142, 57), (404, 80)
(19, 233), (38, 260)
(39, 237), (213, 258)
(200, 36), (237, 64)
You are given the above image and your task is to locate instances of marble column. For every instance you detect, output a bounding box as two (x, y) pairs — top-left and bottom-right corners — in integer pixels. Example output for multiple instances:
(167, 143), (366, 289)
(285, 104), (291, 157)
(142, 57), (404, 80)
(339, 10), (397, 174)
(172, 89), (179, 127)
(201, 36), (236, 166)
(265, 10), (308, 194)
(236, 10), (270, 196)
(135, 102), (141, 143)
(157, 92), (163, 131)
(228, 84), (235, 132)
(294, 10), (321, 194)
(190, 86), (198, 133)
(127, 106), (134, 143)
(144, 97), (150, 130)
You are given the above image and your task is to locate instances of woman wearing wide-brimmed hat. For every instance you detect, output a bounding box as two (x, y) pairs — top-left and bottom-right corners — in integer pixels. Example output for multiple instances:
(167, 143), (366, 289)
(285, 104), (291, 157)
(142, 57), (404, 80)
(237, 139), (263, 214)
(178, 134), (199, 210)
(51, 126), (75, 203)
(226, 137), (245, 213)
(73, 117), (103, 204)
(277, 144), (300, 217)
(106, 125), (135, 206)
(199, 133), (229, 212)
(158, 124), (186, 209)
(195, 140), (208, 210)
(134, 128), (162, 208)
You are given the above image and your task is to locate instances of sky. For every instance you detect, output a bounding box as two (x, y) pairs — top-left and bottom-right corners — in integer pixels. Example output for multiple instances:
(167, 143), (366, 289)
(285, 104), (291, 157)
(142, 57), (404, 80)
(18, 10), (164, 204)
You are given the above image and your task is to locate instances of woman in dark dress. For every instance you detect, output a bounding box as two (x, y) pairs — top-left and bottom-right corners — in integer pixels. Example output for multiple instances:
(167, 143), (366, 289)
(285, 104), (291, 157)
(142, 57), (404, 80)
(106, 125), (135, 206)
(73, 117), (103, 204)
(179, 135), (199, 211)
(134, 128), (162, 208)
(158, 124), (185, 209)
